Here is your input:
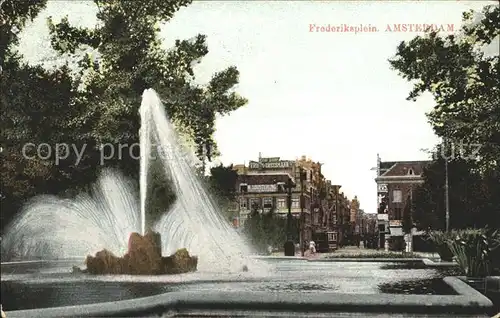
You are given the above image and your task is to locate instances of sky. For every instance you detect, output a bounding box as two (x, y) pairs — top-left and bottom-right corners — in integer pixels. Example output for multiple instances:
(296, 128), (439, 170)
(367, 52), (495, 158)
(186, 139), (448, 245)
(17, 0), (495, 214)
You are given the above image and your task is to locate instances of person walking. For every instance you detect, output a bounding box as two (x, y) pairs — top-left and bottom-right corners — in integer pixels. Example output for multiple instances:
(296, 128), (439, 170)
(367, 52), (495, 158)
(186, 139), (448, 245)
(309, 240), (316, 254)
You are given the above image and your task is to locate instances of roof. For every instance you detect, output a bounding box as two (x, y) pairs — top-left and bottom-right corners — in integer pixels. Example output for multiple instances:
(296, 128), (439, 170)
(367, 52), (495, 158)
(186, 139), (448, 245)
(379, 160), (431, 177)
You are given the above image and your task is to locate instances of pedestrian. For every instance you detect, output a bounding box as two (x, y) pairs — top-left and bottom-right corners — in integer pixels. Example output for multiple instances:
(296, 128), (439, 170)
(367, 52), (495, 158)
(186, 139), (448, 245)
(309, 240), (316, 254)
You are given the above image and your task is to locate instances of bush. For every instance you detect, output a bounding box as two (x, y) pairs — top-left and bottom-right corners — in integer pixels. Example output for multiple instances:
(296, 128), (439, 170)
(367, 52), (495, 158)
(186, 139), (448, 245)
(413, 235), (436, 253)
(242, 208), (297, 254)
(428, 230), (459, 261)
(389, 237), (405, 251)
(447, 228), (500, 277)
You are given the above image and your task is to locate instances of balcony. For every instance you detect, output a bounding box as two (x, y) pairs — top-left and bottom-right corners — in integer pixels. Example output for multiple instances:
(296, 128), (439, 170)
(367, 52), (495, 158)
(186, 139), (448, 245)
(377, 214), (388, 221)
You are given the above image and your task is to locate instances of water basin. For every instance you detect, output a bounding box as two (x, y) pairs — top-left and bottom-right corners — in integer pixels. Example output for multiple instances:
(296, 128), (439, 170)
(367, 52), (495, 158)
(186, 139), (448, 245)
(1, 259), (459, 311)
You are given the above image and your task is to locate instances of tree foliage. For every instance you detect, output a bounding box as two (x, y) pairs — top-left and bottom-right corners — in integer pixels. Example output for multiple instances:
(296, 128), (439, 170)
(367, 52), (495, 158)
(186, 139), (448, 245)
(145, 157), (177, 227)
(243, 204), (297, 254)
(204, 163), (239, 220)
(208, 164), (238, 203)
(390, 4), (499, 232)
(45, 0), (247, 162)
(402, 194), (413, 234)
(0, 0), (247, 232)
(411, 144), (499, 231)
(389, 4), (500, 171)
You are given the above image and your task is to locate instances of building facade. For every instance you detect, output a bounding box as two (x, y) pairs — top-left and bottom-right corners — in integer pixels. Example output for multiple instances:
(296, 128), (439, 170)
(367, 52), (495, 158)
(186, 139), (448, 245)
(231, 155), (316, 245)
(356, 210), (377, 236)
(374, 154), (430, 250)
(231, 154), (356, 252)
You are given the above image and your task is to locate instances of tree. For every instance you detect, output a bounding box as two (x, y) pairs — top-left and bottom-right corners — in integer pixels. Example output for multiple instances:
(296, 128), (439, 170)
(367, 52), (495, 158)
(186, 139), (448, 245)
(145, 156), (176, 227)
(411, 144), (497, 231)
(46, 0), (247, 168)
(243, 203), (293, 254)
(1, 0), (247, 230)
(1, 0), (88, 229)
(389, 4), (500, 172)
(208, 164), (238, 201)
(203, 164), (239, 220)
(402, 195), (413, 234)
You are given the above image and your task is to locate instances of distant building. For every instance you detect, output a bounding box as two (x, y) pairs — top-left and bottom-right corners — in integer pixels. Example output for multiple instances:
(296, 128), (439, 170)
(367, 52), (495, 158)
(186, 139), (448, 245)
(374, 154), (430, 250)
(230, 154), (352, 251)
(355, 209), (377, 236)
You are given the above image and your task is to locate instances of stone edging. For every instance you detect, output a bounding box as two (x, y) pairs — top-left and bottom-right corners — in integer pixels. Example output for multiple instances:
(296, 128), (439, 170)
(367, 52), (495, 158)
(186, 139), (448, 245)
(309, 258), (423, 262)
(422, 258), (458, 267)
(4, 277), (493, 318)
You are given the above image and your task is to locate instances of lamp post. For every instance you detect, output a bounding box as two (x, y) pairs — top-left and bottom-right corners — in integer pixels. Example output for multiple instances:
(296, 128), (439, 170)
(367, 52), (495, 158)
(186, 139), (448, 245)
(284, 177), (296, 256)
(299, 167), (306, 256)
(445, 154), (450, 232)
(333, 185), (341, 248)
(444, 138), (450, 232)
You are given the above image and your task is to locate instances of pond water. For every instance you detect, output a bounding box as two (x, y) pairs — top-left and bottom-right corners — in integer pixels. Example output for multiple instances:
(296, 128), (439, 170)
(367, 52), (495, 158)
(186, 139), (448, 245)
(377, 263), (461, 295)
(0, 259), (459, 311)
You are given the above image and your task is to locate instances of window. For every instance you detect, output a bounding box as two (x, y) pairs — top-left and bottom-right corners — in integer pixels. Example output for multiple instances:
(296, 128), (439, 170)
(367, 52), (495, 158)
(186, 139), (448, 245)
(239, 198), (247, 209)
(408, 168), (414, 175)
(263, 197), (273, 208)
(392, 190), (402, 203)
(239, 183), (248, 193)
(249, 198), (261, 208)
(394, 207), (402, 220)
(327, 233), (334, 241)
(292, 198), (300, 208)
(277, 198), (286, 208)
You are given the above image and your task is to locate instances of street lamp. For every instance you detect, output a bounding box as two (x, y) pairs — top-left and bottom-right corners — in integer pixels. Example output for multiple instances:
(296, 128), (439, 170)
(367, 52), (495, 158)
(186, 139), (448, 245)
(284, 177), (296, 256)
(444, 138), (450, 232)
(333, 185), (341, 247)
(299, 167), (306, 256)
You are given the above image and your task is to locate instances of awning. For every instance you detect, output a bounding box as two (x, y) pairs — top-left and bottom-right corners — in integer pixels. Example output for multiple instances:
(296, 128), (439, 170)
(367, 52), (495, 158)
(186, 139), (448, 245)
(389, 227), (404, 236)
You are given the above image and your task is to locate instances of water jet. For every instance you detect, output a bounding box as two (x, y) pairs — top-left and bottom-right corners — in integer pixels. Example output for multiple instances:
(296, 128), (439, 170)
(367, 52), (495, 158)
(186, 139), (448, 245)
(1, 88), (257, 273)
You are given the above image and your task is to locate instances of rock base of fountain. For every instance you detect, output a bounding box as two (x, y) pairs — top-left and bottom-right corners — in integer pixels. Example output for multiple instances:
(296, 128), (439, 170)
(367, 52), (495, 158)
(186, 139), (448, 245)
(84, 231), (197, 275)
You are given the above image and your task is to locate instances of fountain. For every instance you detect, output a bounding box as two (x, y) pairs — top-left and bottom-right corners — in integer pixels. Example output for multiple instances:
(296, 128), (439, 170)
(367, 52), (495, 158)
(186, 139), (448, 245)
(0, 90), (491, 316)
(0, 88), (256, 273)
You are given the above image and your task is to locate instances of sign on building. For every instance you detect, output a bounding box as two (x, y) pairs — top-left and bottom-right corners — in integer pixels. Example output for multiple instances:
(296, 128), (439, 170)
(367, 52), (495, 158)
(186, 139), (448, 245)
(248, 158), (292, 169)
(259, 157), (280, 163)
(389, 220), (402, 227)
(377, 183), (388, 193)
(247, 184), (277, 193)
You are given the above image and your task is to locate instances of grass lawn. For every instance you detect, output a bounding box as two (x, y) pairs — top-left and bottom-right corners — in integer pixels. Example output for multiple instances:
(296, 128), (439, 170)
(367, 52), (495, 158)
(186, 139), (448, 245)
(325, 252), (421, 259)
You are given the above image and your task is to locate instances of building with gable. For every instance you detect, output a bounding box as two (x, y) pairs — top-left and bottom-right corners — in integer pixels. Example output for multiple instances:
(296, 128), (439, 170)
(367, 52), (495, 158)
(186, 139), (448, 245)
(374, 154), (430, 250)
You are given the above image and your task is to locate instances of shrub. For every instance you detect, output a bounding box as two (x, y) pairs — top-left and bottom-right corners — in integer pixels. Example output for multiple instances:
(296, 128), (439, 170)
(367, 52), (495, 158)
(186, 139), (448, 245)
(413, 235), (436, 253)
(389, 237), (405, 251)
(447, 228), (500, 277)
(428, 230), (459, 261)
